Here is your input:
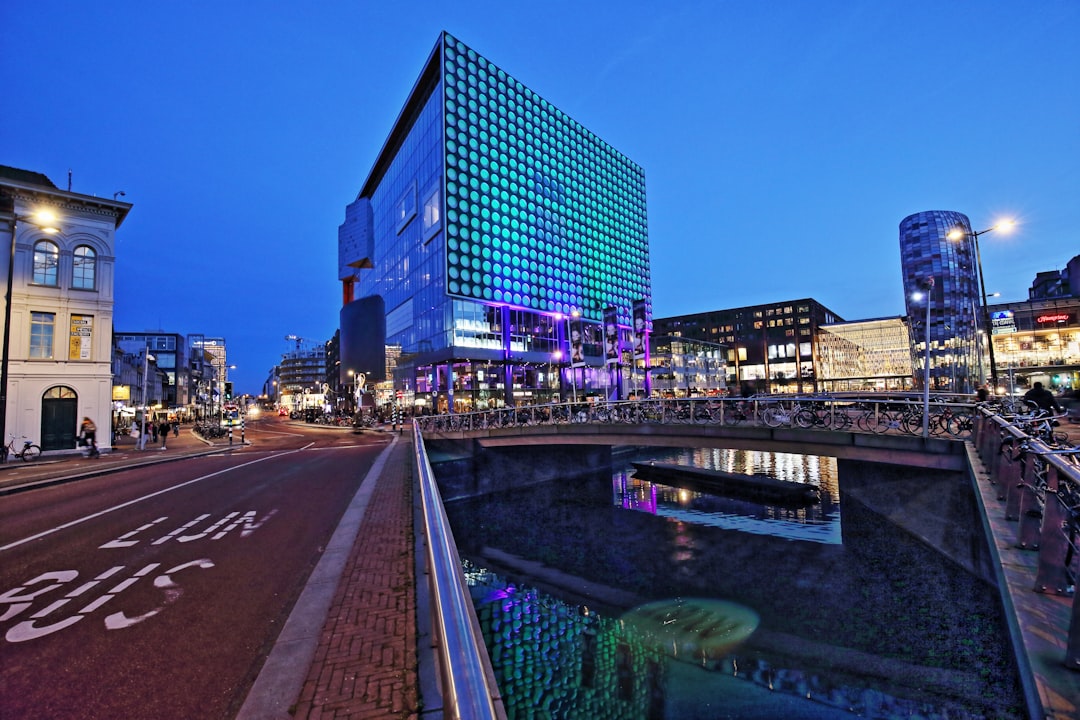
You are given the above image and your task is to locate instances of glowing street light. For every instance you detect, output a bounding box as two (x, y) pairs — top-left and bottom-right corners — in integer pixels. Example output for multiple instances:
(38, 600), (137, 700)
(947, 219), (1014, 393)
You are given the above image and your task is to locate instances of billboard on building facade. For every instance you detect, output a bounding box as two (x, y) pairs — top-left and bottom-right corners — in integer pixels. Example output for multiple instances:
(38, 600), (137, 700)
(632, 299), (648, 360)
(604, 306), (619, 365)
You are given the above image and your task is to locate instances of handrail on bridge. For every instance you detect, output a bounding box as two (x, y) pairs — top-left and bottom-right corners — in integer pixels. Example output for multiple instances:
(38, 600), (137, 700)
(412, 421), (506, 719)
(972, 408), (1080, 670)
(415, 394), (981, 440)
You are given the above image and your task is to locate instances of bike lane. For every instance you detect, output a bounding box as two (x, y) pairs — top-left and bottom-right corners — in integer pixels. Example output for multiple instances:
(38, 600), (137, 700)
(0, 439), (387, 720)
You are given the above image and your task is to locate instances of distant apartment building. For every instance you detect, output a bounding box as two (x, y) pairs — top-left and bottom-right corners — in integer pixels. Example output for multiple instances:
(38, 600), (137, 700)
(652, 299), (843, 395)
(278, 344), (327, 411)
(1, 165), (131, 452)
(114, 332), (188, 407)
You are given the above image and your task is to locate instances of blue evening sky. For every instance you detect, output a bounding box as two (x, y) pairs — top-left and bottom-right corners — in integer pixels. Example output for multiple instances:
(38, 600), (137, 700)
(3, 1), (1077, 394)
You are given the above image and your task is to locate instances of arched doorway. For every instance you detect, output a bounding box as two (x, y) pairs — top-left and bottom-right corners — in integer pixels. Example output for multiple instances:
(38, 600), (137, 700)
(41, 386), (78, 451)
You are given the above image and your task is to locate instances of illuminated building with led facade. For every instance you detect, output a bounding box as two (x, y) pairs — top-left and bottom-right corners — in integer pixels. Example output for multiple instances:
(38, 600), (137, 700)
(338, 33), (650, 411)
(898, 210), (983, 394)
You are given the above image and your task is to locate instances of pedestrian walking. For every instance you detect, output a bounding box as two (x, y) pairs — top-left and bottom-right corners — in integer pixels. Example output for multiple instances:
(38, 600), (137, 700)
(79, 416), (100, 458)
(158, 419), (170, 449)
(151, 420), (159, 444)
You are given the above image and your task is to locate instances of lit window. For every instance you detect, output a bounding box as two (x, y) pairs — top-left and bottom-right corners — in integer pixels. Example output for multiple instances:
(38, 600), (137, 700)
(396, 182), (417, 234)
(422, 183), (441, 242)
(30, 312), (55, 358)
(33, 241), (59, 286)
(73, 246), (96, 289)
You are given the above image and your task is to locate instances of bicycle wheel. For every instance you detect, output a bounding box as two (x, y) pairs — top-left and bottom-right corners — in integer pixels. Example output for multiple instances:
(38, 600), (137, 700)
(793, 408), (816, 429)
(763, 407), (787, 428)
(22, 445), (41, 461)
(900, 412), (924, 435)
(831, 410), (853, 430)
(856, 412), (878, 433)
(947, 413), (973, 438)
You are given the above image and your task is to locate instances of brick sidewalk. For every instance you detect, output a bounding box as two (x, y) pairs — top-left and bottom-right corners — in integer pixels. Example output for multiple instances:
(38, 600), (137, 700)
(291, 439), (420, 719)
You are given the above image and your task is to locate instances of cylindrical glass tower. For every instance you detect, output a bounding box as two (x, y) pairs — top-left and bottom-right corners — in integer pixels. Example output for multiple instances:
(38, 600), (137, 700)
(899, 210), (984, 394)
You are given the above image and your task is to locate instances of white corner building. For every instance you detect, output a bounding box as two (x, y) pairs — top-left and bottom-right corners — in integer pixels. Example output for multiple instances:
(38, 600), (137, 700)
(1, 165), (131, 453)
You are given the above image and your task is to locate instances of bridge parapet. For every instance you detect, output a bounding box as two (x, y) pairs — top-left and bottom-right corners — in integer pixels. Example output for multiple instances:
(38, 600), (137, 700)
(416, 396), (969, 469)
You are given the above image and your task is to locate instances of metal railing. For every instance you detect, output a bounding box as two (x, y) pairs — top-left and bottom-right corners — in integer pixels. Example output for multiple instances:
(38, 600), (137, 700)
(415, 395), (979, 439)
(413, 422), (506, 718)
(972, 410), (1080, 669)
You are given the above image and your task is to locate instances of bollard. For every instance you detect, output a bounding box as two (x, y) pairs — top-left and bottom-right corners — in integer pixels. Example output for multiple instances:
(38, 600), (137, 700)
(241, 419), (245, 445)
(229, 427), (233, 445)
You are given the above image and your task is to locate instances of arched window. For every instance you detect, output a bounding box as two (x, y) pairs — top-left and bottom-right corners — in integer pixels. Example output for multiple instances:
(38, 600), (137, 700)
(73, 246), (97, 290)
(43, 386), (77, 400)
(32, 240), (59, 286)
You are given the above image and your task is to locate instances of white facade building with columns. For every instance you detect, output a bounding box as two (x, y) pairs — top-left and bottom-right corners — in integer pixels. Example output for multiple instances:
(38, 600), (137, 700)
(1, 166), (131, 453)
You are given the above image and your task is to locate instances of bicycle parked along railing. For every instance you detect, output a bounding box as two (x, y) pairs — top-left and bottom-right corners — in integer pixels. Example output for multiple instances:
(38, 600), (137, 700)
(415, 394), (985, 440)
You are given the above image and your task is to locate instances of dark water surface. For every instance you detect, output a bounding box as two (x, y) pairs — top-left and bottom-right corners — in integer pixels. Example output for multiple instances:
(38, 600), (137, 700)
(443, 447), (1025, 719)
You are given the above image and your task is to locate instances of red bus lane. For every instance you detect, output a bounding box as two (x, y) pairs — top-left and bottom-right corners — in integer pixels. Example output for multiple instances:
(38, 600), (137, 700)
(0, 432), (388, 719)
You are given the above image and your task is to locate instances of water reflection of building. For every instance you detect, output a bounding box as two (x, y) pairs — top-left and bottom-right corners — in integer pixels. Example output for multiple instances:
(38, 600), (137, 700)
(338, 32), (651, 412)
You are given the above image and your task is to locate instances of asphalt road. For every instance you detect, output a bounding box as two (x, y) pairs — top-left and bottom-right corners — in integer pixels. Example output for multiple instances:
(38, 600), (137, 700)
(0, 419), (390, 719)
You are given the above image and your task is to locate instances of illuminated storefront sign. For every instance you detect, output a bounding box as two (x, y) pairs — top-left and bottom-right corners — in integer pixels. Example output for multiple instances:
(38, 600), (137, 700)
(1036, 313), (1072, 324)
(990, 310), (1016, 335)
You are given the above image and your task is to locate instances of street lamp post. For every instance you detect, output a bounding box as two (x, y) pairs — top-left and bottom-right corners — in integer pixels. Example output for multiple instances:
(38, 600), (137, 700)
(948, 220), (1013, 393)
(1, 208), (59, 460)
(139, 349), (156, 450)
(914, 278), (935, 438)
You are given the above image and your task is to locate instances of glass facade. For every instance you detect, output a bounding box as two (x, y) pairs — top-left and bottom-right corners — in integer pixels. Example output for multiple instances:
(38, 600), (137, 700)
(341, 33), (651, 408)
(816, 317), (915, 392)
(898, 211), (983, 393)
(652, 299), (841, 395)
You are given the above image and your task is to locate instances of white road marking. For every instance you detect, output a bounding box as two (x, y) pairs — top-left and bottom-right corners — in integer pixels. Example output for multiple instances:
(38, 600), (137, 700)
(0, 446), (314, 553)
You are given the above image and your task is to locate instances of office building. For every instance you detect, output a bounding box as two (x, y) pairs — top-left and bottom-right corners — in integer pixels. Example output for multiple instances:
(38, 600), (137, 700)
(652, 299), (843, 395)
(898, 210), (983, 394)
(114, 332), (188, 408)
(1, 165), (130, 452)
(338, 32), (651, 411)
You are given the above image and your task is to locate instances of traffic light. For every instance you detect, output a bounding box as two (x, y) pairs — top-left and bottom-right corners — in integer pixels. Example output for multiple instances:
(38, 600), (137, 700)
(225, 382), (233, 401)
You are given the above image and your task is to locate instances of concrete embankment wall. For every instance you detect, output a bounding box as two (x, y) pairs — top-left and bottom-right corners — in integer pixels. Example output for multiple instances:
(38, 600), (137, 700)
(837, 458), (997, 584)
(425, 439), (612, 502)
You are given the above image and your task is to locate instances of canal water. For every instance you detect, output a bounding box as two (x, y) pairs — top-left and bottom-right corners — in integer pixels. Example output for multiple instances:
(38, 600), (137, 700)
(443, 446), (1027, 719)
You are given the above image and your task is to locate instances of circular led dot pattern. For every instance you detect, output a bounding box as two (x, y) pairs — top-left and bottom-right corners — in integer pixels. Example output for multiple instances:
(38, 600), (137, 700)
(443, 33), (650, 322)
